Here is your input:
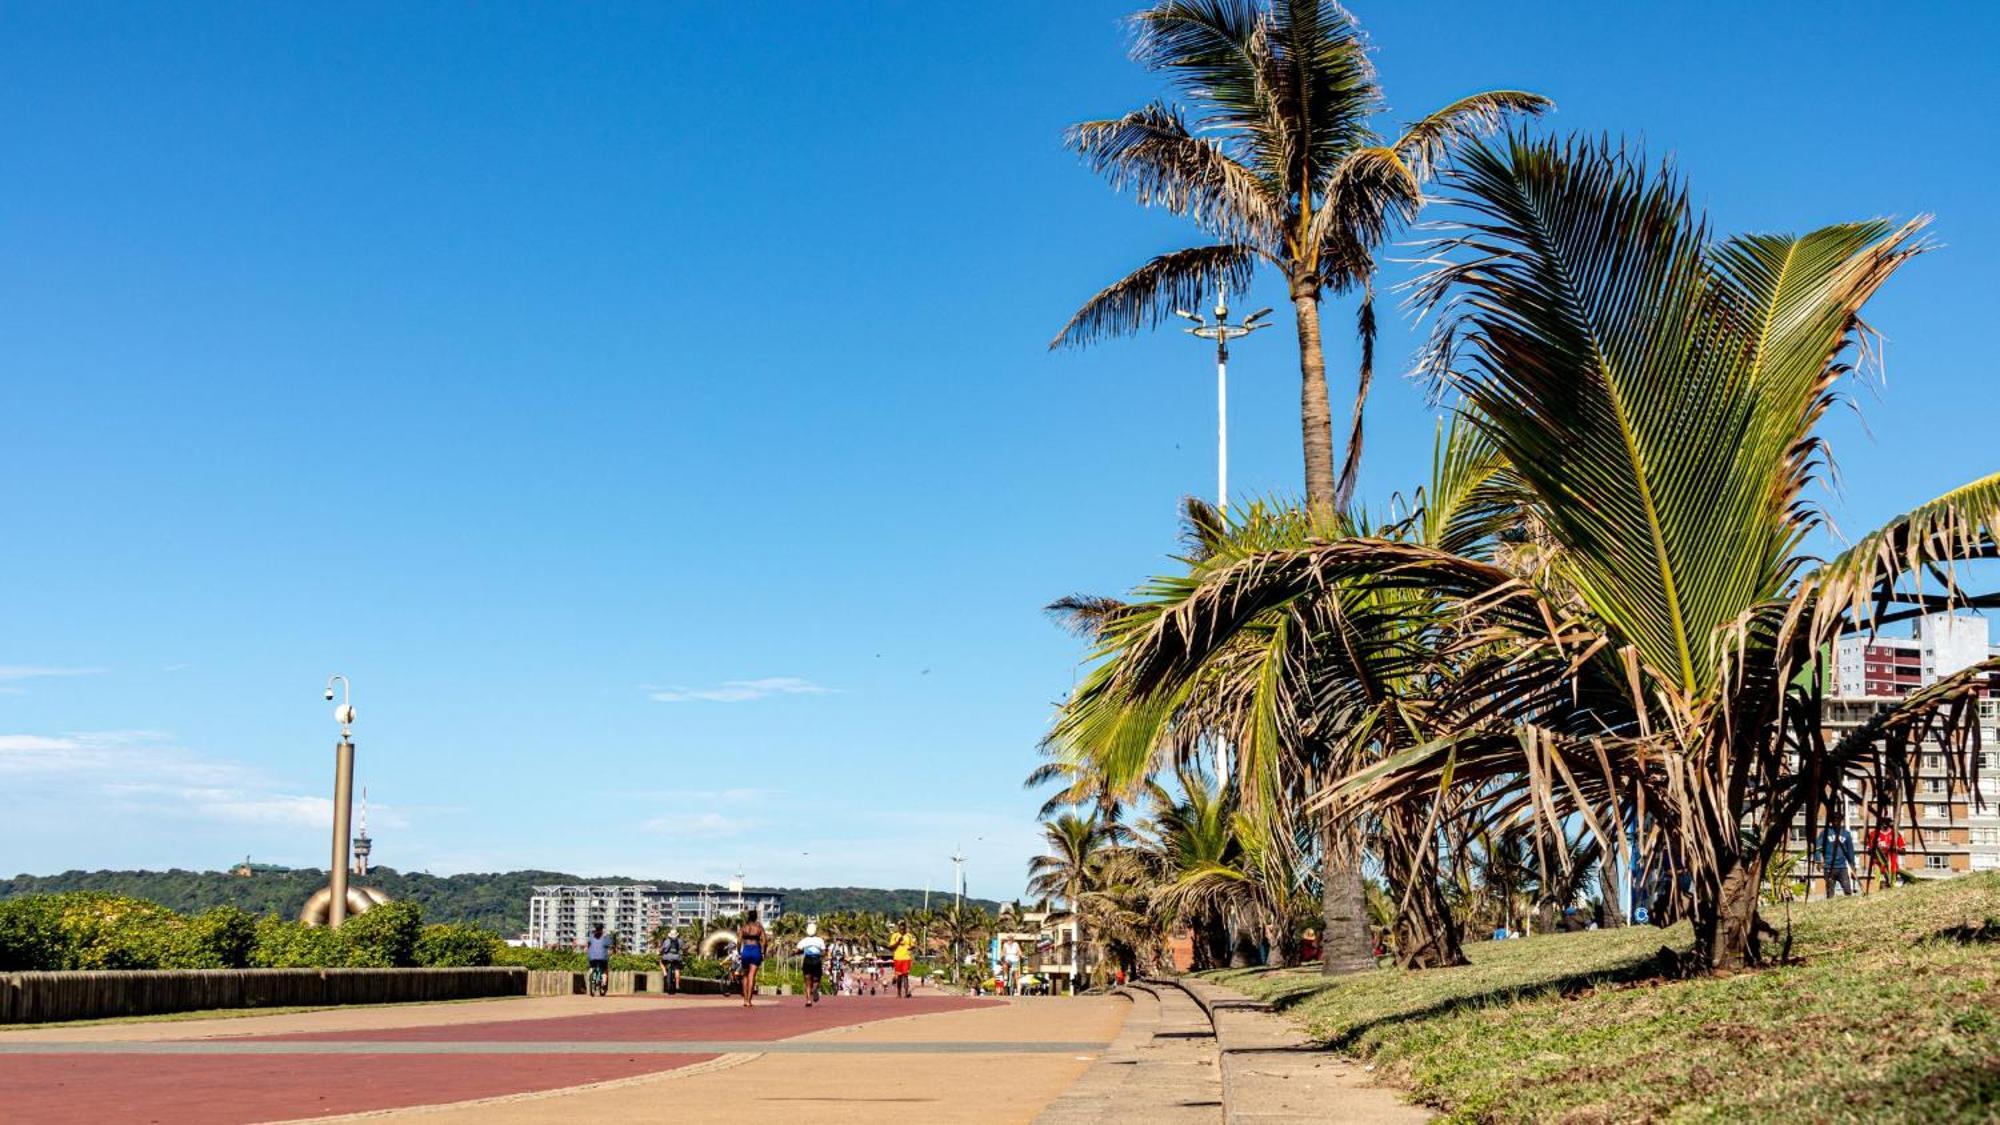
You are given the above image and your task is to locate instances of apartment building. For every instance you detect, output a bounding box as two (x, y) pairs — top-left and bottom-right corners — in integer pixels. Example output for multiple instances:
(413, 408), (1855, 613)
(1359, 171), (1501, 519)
(525, 884), (786, 948)
(1794, 613), (2000, 880)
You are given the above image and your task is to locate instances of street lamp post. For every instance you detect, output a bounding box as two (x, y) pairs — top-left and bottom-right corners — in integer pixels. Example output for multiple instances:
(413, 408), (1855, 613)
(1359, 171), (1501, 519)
(1176, 289), (1273, 515)
(324, 675), (357, 928)
(950, 847), (966, 980)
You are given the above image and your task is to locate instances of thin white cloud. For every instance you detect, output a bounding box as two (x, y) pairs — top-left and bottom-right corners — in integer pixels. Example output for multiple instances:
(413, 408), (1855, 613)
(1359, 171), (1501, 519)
(0, 665), (104, 682)
(0, 665), (103, 687)
(640, 811), (761, 838)
(0, 730), (404, 833)
(644, 676), (833, 704)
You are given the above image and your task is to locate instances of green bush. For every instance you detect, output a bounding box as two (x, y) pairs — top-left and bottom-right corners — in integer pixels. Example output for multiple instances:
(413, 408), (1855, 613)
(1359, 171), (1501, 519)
(249, 914), (343, 967)
(337, 901), (423, 967)
(169, 906), (258, 969)
(493, 944), (584, 971)
(0, 896), (65, 970)
(492, 945), (659, 973)
(414, 923), (502, 967)
(23, 892), (187, 969)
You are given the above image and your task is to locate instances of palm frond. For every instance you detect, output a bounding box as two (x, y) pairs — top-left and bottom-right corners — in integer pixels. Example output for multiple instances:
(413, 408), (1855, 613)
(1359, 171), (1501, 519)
(1391, 90), (1553, 181)
(1064, 102), (1284, 247)
(1802, 470), (2000, 636)
(1413, 135), (1924, 698)
(1049, 243), (1259, 350)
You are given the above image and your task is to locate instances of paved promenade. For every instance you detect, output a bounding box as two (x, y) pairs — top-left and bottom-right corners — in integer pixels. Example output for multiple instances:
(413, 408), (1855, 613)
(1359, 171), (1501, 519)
(0, 990), (1129, 1123)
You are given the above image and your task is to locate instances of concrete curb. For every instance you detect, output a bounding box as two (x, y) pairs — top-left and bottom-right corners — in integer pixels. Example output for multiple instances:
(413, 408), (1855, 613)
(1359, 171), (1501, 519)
(1168, 976), (1431, 1124)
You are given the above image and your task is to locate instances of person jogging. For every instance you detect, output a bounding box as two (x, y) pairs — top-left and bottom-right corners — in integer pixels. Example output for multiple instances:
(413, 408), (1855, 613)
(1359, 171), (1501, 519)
(585, 924), (615, 997)
(1817, 811), (1858, 897)
(889, 920), (915, 999)
(657, 928), (685, 994)
(736, 910), (766, 1008)
(797, 921), (827, 1006)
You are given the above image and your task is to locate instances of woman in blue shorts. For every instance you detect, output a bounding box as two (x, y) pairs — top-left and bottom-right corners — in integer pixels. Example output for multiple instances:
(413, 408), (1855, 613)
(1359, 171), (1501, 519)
(737, 909), (765, 1008)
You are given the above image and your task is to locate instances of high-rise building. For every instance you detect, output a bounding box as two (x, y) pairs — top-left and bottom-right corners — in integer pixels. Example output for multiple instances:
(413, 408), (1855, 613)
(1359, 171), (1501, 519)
(524, 884), (785, 948)
(1794, 613), (2000, 881)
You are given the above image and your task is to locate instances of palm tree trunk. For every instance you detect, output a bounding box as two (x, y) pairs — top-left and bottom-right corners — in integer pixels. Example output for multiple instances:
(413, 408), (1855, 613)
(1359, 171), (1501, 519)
(1695, 856), (1769, 970)
(1332, 288), (1375, 512)
(1292, 288), (1337, 516)
(1599, 851), (1625, 927)
(1381, 801), (1468, 969)
(1320, 818), (1376, 975)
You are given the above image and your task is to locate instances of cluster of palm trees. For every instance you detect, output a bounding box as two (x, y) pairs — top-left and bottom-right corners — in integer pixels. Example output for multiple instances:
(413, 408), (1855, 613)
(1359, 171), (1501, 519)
(684, 903), (1015, 981)
(1036, 0), (1999, 978)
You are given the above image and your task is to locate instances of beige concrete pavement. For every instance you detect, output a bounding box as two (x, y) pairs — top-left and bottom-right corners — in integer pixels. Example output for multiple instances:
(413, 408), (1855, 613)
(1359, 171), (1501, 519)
(294, 995), (1131, 1124)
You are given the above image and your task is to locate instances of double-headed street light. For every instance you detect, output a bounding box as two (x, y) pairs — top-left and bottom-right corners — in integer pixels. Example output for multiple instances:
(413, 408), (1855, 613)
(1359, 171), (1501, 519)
(1176, 289), (1274, 515)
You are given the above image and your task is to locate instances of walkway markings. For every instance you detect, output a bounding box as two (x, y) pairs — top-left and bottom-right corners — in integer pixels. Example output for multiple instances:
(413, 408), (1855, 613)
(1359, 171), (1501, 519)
(0, 1039), (1111, 1056)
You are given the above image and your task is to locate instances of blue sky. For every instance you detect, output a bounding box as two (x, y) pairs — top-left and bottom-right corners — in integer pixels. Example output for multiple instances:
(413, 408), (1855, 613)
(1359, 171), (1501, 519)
(2, 2), (1995, 898)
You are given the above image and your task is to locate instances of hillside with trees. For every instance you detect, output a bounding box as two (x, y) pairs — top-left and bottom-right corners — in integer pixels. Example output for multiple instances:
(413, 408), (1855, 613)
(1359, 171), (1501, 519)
(0, 868), (1001, 935)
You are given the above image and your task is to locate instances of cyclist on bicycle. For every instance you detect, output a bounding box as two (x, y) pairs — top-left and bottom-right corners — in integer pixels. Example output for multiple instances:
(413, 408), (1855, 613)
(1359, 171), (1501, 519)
(585, 924), (615, 995)
(658, 928), (685, 994)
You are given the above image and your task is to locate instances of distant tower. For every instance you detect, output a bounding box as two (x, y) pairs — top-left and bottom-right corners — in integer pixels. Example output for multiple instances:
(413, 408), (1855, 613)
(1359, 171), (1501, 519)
(351, 787), (373, 877)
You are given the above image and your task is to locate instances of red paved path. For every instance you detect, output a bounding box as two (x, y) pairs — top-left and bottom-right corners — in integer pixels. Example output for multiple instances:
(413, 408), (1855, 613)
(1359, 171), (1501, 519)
(0, 995), (998, 1125)
(4, 1054), (709, 1124)
(254, 993), (995, 1042)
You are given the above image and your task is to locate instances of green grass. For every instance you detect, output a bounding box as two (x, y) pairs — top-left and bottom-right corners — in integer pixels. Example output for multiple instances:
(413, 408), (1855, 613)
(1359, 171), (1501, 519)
(1207, 874), (2000, 1123)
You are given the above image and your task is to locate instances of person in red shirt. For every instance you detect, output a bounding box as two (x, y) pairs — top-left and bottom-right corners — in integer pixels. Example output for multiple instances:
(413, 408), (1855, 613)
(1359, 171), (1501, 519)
(1865, 817), (1905, 892)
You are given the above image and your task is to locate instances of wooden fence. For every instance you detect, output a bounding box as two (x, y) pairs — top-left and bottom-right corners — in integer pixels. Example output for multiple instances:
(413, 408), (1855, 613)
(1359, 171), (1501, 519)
(525, 970), (731, 996)
(0, 967), (527, 1024)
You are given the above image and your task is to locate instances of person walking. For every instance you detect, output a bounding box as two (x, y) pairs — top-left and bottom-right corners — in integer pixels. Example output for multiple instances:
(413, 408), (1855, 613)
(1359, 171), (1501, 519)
(657, 928), (684, 994)
(737, 910), (766, 1008)
(889, 920), (915, 999)
(798, 921), (827, 1007)
(1001, 937), (1022, 995)
(1865, 815), (1906, 892)
(1816, 812), (1858, 898)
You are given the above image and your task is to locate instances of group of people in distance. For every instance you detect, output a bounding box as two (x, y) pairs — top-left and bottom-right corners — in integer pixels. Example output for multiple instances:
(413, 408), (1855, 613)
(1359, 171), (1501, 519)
(579, 909), (922, 1009)
(1814, 809), (1909, 897)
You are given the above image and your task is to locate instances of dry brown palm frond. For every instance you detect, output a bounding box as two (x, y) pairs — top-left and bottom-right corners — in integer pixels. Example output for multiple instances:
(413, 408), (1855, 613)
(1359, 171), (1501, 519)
(1049, 243), (1260, 350)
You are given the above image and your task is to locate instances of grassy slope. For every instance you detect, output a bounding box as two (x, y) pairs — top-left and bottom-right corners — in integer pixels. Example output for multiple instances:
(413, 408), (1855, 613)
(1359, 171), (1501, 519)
(1209, 874), (2000, 1123)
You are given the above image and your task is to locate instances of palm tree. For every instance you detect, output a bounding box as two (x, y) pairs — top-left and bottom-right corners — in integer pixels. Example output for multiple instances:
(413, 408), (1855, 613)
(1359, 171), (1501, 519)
(1045, 425), (1510, 973)
(933, 902), (991, 982)
(1028, 812), (1119, 986)
(1052, 0), (1547, 513)
(1136, 765), (1240, 968)
(1109, 134), (2000, 971)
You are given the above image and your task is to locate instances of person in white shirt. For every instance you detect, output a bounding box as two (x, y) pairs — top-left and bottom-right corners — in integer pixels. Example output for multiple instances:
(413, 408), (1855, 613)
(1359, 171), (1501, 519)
(798, 921), (828, 1007)
(1002, 938), (1023, 994)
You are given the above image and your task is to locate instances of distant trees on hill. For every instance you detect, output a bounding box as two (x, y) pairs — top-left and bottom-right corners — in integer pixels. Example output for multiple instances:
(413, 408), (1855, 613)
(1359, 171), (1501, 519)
(0, 869), (1000, 935)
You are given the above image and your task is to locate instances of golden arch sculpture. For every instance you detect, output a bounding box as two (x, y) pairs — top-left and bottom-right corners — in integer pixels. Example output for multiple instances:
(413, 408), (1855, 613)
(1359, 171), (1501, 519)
(700, 930), (737, 959)
(299, 885), (391, 926)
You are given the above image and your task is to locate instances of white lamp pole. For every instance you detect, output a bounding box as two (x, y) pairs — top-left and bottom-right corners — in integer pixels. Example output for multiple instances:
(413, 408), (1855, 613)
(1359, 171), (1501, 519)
(1176, 289), (1273, 515)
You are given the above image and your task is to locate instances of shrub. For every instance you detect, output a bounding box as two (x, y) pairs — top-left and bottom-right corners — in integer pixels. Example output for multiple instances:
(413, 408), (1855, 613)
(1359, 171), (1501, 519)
(414, 923), (502, 967)
(492, 944), (581, 971)
(337, 901), (423, 967)
(39, 893), (185, 969)
(169, 906), (258, 969)
(0, 896), (65, 971)
(249, 915), (342, 968)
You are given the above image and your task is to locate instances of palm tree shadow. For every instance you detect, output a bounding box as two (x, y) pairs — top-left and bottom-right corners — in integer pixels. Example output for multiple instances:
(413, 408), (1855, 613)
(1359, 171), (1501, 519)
(1307, 950), (1672, 1049)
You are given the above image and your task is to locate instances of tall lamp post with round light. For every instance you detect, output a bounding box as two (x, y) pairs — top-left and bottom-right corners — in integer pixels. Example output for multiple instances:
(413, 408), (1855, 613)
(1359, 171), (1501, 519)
(324, 675), (357, 928)
(1175, 290), (1273, 515)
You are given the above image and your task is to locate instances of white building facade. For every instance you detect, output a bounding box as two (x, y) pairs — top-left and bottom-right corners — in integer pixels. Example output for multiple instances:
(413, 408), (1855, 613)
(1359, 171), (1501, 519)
(525, 884), (786, 948)
(1803, 612), (2000, 880)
